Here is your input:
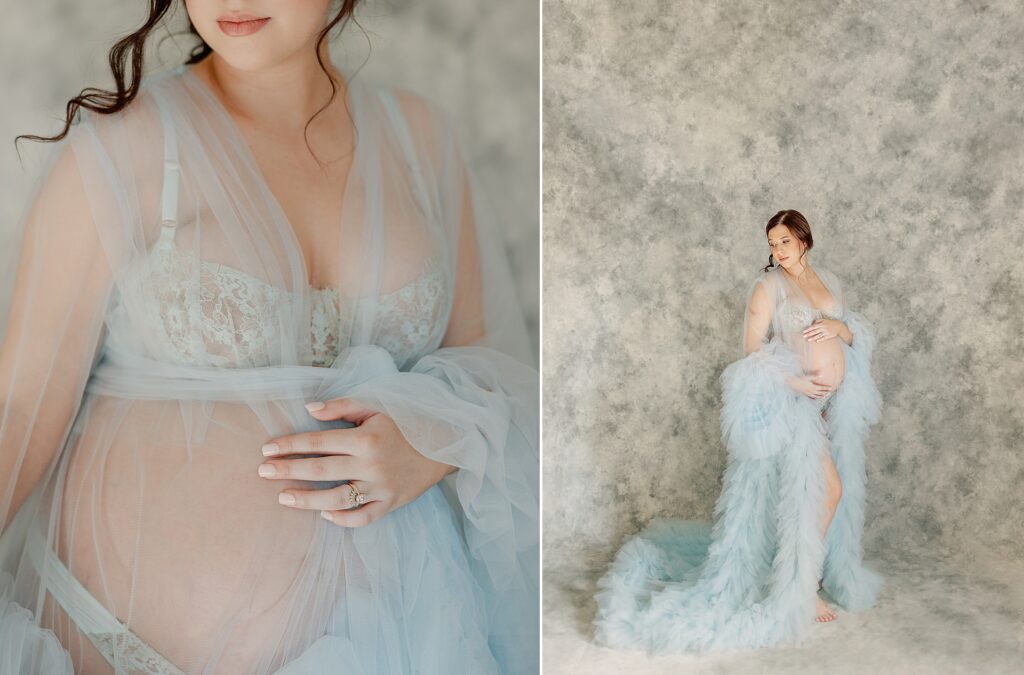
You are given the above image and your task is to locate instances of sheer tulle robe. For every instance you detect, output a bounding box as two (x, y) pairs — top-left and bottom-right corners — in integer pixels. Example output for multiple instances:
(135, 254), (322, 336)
(0, 65), (537, 674)
(750, 267), (848, 388)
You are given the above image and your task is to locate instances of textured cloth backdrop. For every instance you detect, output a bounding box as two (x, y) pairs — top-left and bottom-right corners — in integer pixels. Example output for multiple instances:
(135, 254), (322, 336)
(544, 0), (1023, 671)
(0, 0), (539, 361)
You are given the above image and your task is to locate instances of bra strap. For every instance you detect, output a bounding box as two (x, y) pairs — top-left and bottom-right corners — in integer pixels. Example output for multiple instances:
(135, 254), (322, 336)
(378, 89), (435, 225)
(150, 88), (181, 236)
(777, 268), (789, 303)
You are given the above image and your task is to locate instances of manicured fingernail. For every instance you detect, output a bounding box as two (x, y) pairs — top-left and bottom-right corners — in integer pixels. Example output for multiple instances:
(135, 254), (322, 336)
(278, 492), (295, 506)
(262, 443), (279, 456)
(305, 401), (325, 412)
(320, 510), (332, 521)
(258, 464), (276, 477)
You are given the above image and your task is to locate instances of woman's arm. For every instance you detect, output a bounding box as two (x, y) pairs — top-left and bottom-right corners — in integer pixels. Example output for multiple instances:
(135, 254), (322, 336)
(1, 140), (112, 532)
(743, 280), (772, 356)
(828, 268), (853, 346)
(838, 321), (853, 346)
(440, 142), (486, 349)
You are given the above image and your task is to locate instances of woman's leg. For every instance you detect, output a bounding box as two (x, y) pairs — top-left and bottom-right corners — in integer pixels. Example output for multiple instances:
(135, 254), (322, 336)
(820, 446), (843, 537)
(816, 427), (843, 622)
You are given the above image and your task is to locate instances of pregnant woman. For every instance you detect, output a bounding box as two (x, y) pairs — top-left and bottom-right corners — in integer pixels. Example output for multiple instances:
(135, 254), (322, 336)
(0, 2), (538, 673)
(594, 209), (882, 652)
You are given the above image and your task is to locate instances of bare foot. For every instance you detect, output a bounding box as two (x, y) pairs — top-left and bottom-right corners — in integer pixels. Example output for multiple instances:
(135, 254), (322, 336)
(815, 594), (837, 622)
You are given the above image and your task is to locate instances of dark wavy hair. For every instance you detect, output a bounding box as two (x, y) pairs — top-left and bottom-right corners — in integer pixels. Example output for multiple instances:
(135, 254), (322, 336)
(15, 0), (363, 162)
(763, 209), (813, 273)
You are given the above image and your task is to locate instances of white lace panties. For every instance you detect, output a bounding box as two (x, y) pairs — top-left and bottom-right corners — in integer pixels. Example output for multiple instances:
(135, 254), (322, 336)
(26, 527), (184, 675)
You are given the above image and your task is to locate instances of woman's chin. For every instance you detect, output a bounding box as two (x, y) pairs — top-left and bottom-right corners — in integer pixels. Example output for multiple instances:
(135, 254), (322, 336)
(201, 44), (286, 73)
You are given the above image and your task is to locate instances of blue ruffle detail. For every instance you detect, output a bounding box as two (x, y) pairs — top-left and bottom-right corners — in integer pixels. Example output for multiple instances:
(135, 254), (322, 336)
(594, 318), (883, 653)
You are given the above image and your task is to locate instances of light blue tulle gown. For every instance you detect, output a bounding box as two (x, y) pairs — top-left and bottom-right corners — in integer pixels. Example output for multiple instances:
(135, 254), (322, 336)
(594, 265), (882, 653)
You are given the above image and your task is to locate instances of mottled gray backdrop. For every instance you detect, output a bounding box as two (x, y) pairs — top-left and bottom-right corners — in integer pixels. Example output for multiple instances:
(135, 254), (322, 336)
(0, 0), (538, 360)
(544, 1), (1023, 671)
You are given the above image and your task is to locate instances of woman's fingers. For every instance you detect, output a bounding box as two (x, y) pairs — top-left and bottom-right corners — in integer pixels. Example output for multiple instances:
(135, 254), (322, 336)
(305, 397), (377, 424)
(258, 453), (362, 481)
(262, 426), (368, 458)
(279, 481), (388, 512)
(808, 379), (834, 398)
(321, 501), (389, 528)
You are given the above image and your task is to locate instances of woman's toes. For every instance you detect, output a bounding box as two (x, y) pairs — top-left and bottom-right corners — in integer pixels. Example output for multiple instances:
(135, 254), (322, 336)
(815, 595), (837, 622)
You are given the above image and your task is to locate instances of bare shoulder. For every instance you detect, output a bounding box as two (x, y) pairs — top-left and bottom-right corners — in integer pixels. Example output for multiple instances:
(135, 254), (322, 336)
(76, 84), (162, 142)
(816, 266), (841, 285)
(748, 271), (773, 312)
(759, 266), (783, 293)
(384, 85), (448, 123)
(61, 86), (168, 250)
(380, 85), (456, 165)
(71, 86), (165, 187)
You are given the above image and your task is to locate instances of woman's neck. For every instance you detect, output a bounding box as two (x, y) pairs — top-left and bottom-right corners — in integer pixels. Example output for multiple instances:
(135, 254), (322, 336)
(194, 48), (345, 134)
(783, 258), (815, 283)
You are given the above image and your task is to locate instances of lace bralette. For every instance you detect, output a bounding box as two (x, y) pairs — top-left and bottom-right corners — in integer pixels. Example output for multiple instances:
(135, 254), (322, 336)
(129, 80), (449, 370)
(778, 299), (842, 332)
(137, 226), (447, 369)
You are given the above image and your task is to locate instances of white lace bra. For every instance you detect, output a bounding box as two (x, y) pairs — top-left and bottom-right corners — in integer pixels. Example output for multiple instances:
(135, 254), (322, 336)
(140, 227), (447, 369)
(778, 299), (842, 332)
(129, 83), (448, 370)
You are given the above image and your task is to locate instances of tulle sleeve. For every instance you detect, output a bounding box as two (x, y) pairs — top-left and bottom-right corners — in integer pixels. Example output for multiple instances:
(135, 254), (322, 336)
(830, 270), (875, 358)
(334, 93), (539, 674)
(720, 271), (804, 461)
(0, 120), (115, 673)
(0, 123), (115, 535)
(740, 272), (773, 356)
(826, 270), (882, 428)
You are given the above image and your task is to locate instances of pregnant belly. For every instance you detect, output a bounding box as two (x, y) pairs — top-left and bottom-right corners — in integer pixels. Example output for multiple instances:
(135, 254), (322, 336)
(52, 394), (326, 671)
(807, 336), (846, 391)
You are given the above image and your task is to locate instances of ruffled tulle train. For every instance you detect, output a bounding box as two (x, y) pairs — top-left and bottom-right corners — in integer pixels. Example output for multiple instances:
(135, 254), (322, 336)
(594, 310), (882, 653)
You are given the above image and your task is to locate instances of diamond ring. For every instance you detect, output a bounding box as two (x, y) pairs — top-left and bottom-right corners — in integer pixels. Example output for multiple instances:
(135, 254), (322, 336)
(346, 482), (367, 508)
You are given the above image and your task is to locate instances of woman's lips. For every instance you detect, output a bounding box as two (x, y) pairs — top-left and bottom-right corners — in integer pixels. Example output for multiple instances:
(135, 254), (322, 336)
(217, 17), (270, 37)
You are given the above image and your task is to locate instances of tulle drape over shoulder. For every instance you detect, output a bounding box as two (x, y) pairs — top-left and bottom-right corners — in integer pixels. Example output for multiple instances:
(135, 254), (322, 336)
(0, 65), (537, 674)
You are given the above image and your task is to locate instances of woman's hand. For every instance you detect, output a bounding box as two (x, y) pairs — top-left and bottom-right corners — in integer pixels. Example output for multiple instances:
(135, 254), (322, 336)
(786, 371), (835, 399)
(803, 318), (841, 342)
(257, 399), (457, 527)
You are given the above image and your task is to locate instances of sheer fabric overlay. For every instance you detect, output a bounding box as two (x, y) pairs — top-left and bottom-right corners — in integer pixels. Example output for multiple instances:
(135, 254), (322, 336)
(593, 265), (882, 653)
(0, 64), (538, 674)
